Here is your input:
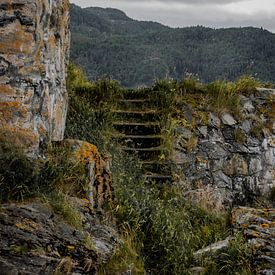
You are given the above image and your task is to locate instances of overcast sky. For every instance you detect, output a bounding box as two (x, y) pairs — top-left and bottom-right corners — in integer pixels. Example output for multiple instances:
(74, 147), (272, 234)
(70, 0), (275, 33)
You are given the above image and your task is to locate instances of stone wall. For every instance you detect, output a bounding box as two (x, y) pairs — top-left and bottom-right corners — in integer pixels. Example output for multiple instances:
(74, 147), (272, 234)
(0, 0), (70, 153)
(173, 88), (275, 206)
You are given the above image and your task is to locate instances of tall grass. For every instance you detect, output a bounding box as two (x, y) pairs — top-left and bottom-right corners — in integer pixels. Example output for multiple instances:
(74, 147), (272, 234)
(63, 68), (256, 273)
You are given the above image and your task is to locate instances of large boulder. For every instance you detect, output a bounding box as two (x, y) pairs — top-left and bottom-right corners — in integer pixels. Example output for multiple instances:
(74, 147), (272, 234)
(0, 0), (70, 153)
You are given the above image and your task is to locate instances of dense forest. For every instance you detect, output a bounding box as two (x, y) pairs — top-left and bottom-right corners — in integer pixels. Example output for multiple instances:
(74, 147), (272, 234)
(70, 4), (275, 88)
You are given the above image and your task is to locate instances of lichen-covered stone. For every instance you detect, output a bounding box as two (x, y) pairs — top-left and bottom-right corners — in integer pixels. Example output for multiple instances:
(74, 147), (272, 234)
(0, 0), (70, 153)
(232, 207), (275, 273)
(63, 139), (113, 209)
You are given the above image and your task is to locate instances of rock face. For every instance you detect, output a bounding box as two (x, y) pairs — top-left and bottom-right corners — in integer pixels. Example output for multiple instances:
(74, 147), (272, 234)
(0, 0), (70, 152)
(0, 200), (118, 274)
(232, 207), (275, 274)
(174, 88), (275, 206)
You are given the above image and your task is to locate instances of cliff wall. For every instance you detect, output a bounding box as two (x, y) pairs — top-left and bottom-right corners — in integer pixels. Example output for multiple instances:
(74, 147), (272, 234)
(174, 88), (275, 207)
(0, 0), (70, 152)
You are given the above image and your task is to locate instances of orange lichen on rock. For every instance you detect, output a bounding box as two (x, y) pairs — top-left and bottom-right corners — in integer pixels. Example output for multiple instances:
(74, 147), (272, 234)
(15, 219), (40, 232)
(0, 125), (39, 150)
(75, 142), (99, 163)
(0, 0), (70, 153)
(260, 223), (270, 229)
(63, 139), (112, 209)
(0, 22), (34, 54)
(0, 85), (15, 96)
(0, 101), (29, 123)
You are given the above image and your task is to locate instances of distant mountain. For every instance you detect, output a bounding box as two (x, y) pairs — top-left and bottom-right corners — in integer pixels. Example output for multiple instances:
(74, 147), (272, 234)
(70, 4), (275, 87)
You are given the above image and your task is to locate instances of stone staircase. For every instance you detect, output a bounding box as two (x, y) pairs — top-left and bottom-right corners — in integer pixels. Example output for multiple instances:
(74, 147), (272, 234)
(112, 90), (173, 183)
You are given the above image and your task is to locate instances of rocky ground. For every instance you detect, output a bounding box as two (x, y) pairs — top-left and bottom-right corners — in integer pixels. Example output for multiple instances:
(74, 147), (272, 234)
(0, 199), (117, 275)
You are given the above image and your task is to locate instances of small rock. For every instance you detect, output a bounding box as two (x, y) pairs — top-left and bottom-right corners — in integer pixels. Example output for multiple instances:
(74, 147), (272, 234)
(221, 113), (237, 126)
(183, 104), (193, 123)
(241, 120), (252, 133)
(176, 126), (193, 140)
(194, 237), (232, 257)
(223, 154), (248, 176)
(249, 158), (262, 174)
(209, 113), (221, 128)
(198, 126), (208, 137)
(189, 267), (206, 274)
(243, 100), (255, 113)
(213, 171), (233, 189)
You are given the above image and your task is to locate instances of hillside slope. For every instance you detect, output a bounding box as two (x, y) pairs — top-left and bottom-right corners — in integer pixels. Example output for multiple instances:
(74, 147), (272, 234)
(70, 4), (275, 87)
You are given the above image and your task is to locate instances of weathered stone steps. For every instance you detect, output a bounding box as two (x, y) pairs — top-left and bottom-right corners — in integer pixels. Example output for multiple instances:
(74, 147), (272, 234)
(112, 90), (172, 183)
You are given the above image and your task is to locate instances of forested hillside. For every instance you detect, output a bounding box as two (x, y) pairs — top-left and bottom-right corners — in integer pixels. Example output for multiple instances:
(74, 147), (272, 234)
(70, 4), (275, 87)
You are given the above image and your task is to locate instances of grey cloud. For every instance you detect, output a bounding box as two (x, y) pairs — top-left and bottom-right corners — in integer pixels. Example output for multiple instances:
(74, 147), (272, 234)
(94, 0), (248, 4)
(71, 0), (275, 33)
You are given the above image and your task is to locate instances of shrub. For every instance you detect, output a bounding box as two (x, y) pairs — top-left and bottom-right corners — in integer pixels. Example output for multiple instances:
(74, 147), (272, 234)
(111, 149), (230, 273)
(65, 65), (123, 151)
(0, 143), (40, 202)
(43, 144), (89, 197)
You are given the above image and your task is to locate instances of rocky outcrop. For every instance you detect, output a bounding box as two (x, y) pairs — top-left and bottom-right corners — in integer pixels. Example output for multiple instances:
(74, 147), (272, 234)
(174, 88), (275, 206)
(0, 0), (70, 153)
(63, 139), (113, 209)
(0, 199), (118, 274)
(232, 207), (275, 274)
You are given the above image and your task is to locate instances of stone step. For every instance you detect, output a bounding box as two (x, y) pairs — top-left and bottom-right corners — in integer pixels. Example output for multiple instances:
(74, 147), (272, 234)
(114, 135), (163, 149)
(113, 122), (161, 135)
(120, 89), (162, 100)
(140, 161), (172, 173)
(121, 147), (163, 161)
(144, 173), (173, 183)
(116, 99), (159, 110)
(112, 110), (161, 122)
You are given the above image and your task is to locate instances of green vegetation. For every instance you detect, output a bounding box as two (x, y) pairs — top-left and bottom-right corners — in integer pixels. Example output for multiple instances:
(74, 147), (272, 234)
(64, 67), (256, 274)
(0, 142), (40, 202)
(65, 64), (123, 151)
(201, 233), (253, 274)
(99, 225), (145, 274)
(1, 65), (263, 273)
(70, 4), (275, 88)
(42, 191), (83, 230)
(234, 128), (246, 144)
